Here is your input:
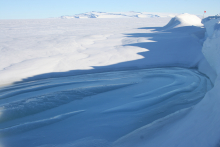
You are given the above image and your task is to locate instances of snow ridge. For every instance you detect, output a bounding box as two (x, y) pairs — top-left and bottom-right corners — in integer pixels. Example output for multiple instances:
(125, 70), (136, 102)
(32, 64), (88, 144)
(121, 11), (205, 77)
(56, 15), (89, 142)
(60, 11), (177, 19)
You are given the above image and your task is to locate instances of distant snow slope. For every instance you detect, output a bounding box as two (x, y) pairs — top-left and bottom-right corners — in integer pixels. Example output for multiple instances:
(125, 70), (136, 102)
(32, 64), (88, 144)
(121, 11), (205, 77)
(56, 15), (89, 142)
(60, 11), (178, 19)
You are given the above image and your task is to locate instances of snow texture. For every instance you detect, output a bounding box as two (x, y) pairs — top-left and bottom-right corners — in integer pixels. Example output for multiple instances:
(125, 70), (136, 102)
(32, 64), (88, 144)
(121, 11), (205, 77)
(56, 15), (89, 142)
(0, 13), (219, 147)
(113, 14), (220, 147)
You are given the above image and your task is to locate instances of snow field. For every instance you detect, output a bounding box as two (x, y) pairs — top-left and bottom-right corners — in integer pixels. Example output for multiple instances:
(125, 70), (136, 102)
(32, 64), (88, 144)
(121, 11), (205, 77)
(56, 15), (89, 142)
(0, 18), (170, 86)
(0, 13), (218, 147)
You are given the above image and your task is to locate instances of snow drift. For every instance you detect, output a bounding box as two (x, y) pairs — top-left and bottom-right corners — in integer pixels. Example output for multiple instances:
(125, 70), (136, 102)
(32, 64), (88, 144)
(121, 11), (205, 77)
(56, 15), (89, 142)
(164, 13), (203, 29)
(113, 15), (220, 147)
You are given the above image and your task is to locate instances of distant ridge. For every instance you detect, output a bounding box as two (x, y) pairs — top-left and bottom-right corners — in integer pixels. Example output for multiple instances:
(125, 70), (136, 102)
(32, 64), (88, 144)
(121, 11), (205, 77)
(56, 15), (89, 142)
(60, 11), (178, 19)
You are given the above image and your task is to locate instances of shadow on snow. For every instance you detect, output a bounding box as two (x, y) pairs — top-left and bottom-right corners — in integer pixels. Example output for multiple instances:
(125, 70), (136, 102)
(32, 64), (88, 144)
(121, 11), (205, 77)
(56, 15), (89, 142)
(13, 25), (205, 84)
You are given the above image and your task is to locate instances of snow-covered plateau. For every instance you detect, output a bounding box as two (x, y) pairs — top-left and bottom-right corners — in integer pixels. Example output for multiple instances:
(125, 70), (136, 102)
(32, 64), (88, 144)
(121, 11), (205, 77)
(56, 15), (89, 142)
(0, 13), (219, 147)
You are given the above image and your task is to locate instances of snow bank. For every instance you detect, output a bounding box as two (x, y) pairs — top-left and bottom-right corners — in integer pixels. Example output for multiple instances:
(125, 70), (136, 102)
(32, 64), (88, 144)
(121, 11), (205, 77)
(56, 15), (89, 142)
(202, 16), (220, 38)
(202, 17), (220, 74)
(164, 13), (203, 29)
(113, 14), (220, 147)
(171, 18), (220, 146)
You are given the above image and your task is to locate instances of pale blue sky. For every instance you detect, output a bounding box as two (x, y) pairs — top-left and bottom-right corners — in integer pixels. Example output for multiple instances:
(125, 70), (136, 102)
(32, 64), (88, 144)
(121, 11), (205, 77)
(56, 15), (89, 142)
(0, 0), (219, 19)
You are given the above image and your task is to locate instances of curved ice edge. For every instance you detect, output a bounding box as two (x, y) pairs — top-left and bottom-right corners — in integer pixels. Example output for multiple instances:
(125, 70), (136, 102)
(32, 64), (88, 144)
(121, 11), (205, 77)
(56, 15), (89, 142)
(0, 80), (97, 100)
(0, 110), (85, 137)
(113, 107), (192, 147)
(0, 83), (135, 123)
(134, 74), (186, 98)
(103, 82), (198, 113)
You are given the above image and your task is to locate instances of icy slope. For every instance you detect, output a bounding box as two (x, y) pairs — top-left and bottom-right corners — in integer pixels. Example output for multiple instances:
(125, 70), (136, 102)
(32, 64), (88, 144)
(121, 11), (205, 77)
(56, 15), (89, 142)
(112, 15), (220, 147)
(0, 68), (212, 147)
(202, 16), (220, 73)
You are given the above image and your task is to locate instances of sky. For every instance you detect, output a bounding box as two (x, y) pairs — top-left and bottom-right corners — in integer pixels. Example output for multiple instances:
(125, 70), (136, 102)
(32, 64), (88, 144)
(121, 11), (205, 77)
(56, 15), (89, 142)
(0, 0), (219, 19)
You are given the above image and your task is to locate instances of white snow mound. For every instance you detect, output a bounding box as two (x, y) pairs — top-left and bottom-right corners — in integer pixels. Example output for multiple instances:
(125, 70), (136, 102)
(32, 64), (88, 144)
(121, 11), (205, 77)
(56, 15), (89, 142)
(165, 13), (203, 29)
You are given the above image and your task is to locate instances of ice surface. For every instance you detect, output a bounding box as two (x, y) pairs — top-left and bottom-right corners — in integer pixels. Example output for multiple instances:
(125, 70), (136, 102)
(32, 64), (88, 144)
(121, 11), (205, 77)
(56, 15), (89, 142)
(0, 110), (84, 137)
(0, 68), (212, 147)
(0, 13), (219, 147)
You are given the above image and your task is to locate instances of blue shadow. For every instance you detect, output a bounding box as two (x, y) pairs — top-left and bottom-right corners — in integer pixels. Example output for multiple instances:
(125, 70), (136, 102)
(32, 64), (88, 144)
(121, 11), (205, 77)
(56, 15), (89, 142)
(12, 25), (205, 84)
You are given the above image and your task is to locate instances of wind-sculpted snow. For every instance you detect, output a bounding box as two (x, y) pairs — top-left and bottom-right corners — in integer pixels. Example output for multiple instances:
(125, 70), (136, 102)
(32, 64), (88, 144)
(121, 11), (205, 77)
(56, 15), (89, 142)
(0, 80), (95, 99)
(111, 15), (220, 147)
(0, 83), (134, 123)
(105, 71), (209, 113)
(0, 110), (85, 137)
(0, 16), (204, 86)
(164, 13), (203, 29)
(0, 14), (216, 147)
(0, 68), (212, 147)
